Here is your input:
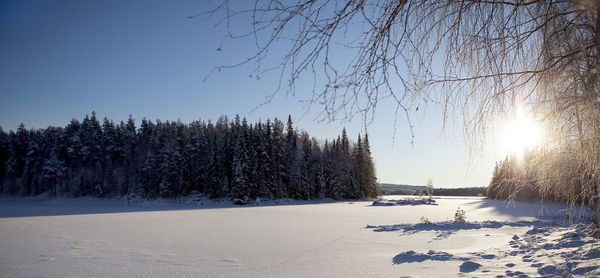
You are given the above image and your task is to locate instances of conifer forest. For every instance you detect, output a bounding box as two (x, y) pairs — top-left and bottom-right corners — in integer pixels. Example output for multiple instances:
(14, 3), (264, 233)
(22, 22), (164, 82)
(0, 112), (380, 200)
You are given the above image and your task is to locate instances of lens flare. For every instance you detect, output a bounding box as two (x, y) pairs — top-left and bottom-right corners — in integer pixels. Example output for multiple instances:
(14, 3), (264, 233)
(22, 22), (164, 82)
(502, 111), (542, 156)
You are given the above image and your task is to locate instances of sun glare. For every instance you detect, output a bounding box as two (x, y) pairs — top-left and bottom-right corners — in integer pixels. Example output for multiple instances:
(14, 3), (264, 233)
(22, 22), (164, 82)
(502, 111), (542, 156)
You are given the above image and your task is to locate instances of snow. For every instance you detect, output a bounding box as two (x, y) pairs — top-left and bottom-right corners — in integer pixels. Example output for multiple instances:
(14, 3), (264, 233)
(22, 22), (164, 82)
(0, 196), (598, 277)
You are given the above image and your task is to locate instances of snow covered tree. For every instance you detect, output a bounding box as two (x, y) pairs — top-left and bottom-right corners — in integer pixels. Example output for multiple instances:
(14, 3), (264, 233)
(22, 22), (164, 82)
(42, 147), (66, 196)
(487, 151), (539, 201)
(298, 132), (315, 200)
(311, 138), (326, 199)
(0, 112), (380, 200)
(282, 115), (301, 199)
(254, 121), (273, 199)
(0, 127), (9, 193)
(158, 141), (184, 198)
(269, 118), (286, 198)
(230, 115), (249, 199)
(322, 140), (342, 200)
(121, 115), (137, 196)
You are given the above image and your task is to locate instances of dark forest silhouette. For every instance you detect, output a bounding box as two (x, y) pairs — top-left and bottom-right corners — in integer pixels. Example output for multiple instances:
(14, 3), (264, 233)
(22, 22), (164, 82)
(0, 112), (380, 200)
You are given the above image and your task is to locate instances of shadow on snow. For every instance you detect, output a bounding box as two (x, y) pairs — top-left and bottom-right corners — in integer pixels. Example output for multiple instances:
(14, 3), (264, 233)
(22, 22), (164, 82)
(0, 196), (346, 218)
(366, 220), (558, 239)
(392, 250), (482, 273)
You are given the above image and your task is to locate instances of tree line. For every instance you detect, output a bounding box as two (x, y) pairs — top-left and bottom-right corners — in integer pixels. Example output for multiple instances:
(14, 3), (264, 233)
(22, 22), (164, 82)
(487, 149), (598, 225)
(431, 187), (487, 197)
(487, 151), (539, 201)
(0, 112), (380, 200)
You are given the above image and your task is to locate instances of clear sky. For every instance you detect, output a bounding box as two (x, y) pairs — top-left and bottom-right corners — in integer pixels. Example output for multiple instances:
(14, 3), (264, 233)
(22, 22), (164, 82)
(0, 0), (506, 187)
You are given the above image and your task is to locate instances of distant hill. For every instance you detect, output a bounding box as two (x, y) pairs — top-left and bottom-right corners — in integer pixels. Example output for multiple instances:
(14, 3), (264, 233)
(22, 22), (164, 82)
(380, 183), (487, 197)
(380, 183), (426, 195)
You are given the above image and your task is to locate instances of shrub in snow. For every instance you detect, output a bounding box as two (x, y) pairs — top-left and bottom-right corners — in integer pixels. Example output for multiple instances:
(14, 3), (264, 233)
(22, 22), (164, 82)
(420, 216), (430, 224)
(426, 179), (434, 198)
(454, 207), (466, 223)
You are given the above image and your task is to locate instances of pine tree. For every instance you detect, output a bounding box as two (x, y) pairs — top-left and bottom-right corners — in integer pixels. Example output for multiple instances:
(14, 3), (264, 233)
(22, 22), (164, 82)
(184, 120), (207, 194)
(364, 134), (380, 197)
(352, 135), (366, 196)
(282, 115), (301, 198)
(0, 127), (10, 193)
(270, 118), (286, 198)
(230, 115), (249, 199)
(311, 139), (326, 199)
(100, 117), (120, 195)
(256, 120), (274, 198)
(214, 116), (232, 195)
(158, 141), (183, 198)
(42, 146), (66, 196)
(244, 122), (261, 199)
(204, 121), (222, 197)
(298, 132), (314, 199)
(23, 130), (43, 195)
(122, 115), (137, 197)
(323, 140), (342, 199)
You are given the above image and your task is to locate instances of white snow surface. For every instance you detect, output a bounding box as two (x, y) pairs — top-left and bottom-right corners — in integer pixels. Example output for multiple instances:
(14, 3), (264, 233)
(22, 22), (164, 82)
(0, 195), (598, 277)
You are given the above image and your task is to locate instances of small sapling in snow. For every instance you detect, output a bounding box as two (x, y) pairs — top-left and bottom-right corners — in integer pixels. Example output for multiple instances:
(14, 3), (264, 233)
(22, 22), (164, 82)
(454, 207), (466, 223)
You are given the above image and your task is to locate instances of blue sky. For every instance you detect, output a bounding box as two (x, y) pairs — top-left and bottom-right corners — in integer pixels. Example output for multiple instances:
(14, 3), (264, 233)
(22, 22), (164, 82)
(0, 0), (503, 187)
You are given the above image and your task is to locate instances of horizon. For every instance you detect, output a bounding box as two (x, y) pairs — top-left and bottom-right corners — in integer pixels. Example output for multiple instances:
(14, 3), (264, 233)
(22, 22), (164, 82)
(0, 109), (496, 187)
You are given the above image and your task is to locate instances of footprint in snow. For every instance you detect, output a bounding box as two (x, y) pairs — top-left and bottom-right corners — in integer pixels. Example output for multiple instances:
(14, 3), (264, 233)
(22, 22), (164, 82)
(530, 262), (544, 268)
(537, 265), (562, 276)
(459, 261), (481, 273)
(480, 254), (495, 259)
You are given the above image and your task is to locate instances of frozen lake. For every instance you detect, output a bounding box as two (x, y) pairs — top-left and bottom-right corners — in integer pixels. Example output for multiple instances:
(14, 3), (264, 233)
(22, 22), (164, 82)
(0, 196), (596, 277)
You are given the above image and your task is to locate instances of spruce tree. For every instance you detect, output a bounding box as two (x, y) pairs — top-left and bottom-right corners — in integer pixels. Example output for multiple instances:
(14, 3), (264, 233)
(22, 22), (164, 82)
(0, 127), (10, 193)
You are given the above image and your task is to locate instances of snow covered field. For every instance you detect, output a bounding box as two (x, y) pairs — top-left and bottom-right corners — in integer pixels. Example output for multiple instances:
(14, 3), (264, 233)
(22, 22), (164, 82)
(0, 196), (598, 277)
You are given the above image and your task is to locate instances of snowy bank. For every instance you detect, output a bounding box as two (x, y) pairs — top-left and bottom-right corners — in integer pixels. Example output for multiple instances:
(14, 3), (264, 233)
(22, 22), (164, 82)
(367, 219), (599, 277)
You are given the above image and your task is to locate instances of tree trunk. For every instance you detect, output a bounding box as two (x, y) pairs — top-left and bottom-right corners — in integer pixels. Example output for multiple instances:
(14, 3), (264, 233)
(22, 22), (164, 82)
(592, 182), (599, 229)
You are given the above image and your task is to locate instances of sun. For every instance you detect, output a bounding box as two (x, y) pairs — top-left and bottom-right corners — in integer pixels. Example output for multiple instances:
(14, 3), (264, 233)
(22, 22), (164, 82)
(501, 111), (542, 156)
